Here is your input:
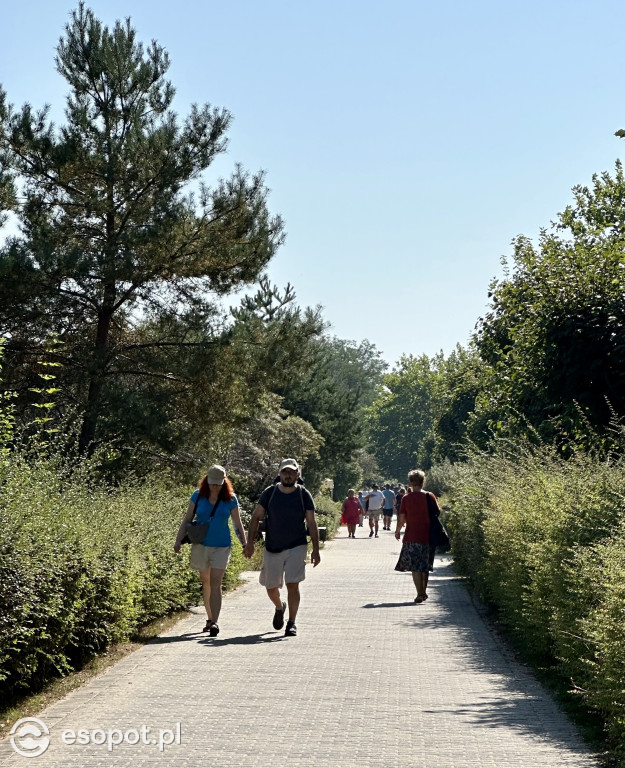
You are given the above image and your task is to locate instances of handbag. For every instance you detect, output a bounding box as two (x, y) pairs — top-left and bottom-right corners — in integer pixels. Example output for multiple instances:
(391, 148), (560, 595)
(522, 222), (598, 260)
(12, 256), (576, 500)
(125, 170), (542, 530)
(425, 492), (450, 548)
(182, 494), (220, 545)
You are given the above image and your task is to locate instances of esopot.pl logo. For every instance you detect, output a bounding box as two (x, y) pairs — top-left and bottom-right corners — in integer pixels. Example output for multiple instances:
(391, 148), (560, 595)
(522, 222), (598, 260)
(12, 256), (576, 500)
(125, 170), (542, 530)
(9, 717), (51, 758)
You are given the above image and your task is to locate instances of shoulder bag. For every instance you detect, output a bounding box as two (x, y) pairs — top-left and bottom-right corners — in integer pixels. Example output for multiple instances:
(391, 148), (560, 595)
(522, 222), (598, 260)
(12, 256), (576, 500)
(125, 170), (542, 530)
(182, 494), (221, 545)
(425, 492), (450, 549)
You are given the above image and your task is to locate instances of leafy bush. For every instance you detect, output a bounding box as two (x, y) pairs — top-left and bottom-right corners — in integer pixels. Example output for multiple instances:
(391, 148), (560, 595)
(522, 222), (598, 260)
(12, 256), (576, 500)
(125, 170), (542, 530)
(446, 442), (625, 755)
(424, 458), (462, 497)
(0, 448), (253, 700)
(313, 494), (341, 540)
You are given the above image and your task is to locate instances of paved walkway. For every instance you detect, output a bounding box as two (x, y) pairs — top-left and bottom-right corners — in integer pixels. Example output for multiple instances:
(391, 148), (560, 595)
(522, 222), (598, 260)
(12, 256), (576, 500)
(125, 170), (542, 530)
(1, 526), (599, 767)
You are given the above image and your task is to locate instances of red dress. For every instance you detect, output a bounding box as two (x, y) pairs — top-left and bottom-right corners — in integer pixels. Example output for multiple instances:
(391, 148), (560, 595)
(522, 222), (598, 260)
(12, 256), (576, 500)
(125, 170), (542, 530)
(341, 497), (361, 525)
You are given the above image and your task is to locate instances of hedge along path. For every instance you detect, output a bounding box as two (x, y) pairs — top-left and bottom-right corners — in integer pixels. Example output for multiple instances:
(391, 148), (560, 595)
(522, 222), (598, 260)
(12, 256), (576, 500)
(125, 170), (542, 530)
(0, 529), (599, 767)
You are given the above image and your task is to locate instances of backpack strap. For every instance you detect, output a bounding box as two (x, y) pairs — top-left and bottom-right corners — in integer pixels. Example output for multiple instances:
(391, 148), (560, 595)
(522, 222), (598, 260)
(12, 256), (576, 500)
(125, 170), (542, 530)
(265, 484), (306, 516)
(264, 484), (277, 516)
(298, 485), (306, 516)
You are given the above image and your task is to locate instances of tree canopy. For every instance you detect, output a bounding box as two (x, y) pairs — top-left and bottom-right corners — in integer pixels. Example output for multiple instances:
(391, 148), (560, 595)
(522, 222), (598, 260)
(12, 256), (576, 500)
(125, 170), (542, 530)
(0, 4), (284, 454)
(474, 161), (625, 452)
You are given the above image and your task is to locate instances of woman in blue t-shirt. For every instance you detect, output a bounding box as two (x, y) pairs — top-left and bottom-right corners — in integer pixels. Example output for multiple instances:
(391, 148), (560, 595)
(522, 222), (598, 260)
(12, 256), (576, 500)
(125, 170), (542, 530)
(174, 465), (247, 637)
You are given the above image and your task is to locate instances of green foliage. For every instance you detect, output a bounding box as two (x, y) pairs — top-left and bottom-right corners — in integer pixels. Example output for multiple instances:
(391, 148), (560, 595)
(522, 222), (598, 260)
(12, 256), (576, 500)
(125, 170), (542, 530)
(447, 442), (625, 753)
(223, 392), (324, 502)
(572, 527), (625, 746)
(0, 443), (254, 699)
(0, 342), (15, 455)
(367, 354), (441, 478)
(313, 495), (342, 540)
(0, 4), (284, 455)
(423, 459), (457, 497)
(474, 161), (625, 452)
(275, 336), (386, 494)
(367, 346), (482, 479)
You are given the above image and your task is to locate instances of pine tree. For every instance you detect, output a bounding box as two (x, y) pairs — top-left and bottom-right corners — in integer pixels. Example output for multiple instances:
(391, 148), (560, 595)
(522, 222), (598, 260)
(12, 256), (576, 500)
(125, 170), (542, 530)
(0, 4), (284, 452)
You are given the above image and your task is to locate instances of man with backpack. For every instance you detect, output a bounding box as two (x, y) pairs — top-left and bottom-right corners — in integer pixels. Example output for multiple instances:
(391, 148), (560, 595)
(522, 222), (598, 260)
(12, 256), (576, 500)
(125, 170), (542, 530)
(243, 458), (321, 637)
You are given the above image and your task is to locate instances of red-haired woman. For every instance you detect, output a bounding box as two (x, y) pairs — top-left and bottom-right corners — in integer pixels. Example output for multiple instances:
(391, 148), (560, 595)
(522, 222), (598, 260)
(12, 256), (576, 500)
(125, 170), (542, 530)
(174, 465), (247, 637)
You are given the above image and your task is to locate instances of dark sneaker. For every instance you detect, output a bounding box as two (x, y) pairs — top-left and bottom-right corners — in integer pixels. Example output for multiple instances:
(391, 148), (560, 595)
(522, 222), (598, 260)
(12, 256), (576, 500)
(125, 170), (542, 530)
(209, 623), (220, 637)
(272, 601), (286, 630)
(285, 620), (297, 637)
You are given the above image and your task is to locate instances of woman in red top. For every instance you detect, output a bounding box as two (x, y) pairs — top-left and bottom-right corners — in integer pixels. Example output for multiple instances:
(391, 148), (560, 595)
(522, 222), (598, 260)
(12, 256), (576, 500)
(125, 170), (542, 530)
(394, 469), (440, 603)
(341, 488), (362, 538)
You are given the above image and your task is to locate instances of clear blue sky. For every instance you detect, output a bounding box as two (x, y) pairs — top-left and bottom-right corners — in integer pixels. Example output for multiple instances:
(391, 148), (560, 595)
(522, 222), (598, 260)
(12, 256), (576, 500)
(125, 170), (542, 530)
(2, 1), (624, 365)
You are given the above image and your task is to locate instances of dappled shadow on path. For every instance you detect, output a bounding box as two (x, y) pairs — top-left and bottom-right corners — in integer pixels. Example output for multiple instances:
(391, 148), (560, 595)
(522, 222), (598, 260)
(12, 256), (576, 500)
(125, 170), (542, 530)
(360, 556), (597, 760)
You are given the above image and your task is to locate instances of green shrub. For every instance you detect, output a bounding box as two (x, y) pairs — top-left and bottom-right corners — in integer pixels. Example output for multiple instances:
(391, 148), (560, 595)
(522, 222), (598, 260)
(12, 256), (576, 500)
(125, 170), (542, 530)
(0, 450), (256, 700)
(446, 443), (625, 755)
(424, 459), (457, 497)
(313, 494), (341, 540)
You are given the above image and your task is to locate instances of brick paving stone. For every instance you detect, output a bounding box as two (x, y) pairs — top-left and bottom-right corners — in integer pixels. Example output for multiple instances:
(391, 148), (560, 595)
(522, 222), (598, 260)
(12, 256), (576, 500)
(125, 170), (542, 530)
(0, 527), (600, 767)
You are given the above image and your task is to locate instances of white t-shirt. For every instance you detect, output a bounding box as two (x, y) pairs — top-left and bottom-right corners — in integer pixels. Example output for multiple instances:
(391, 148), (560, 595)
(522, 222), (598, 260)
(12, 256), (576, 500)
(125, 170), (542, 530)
(365, 490), (385, 510)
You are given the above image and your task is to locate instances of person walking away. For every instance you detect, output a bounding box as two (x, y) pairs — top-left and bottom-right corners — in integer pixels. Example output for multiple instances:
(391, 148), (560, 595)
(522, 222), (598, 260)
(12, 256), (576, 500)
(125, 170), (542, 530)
(174, 465), (247, 636)
(357, 491), (366, 527)
(382, 483), (395, 530)
(394, 470), (441, 603)
(243, 458), (320, 637)
(394, 486), (405, 519)
(364, 484), (385, 537)
(341, 489), (361, 538)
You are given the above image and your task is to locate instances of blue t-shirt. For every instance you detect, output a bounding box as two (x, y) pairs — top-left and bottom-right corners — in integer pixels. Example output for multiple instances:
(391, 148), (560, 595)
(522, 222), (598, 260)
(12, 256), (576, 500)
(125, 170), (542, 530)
(382, 489), (395, 509)
(190, 490), (239, 547)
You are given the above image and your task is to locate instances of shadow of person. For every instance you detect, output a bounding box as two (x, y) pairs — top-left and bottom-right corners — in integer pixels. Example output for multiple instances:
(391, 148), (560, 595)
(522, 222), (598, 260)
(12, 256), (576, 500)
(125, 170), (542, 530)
(198, 633), (285, 646)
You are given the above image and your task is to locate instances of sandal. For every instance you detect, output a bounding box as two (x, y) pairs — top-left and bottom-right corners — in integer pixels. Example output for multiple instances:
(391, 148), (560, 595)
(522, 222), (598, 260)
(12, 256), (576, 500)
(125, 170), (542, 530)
(202, 619), (214, 632)
(209, 623), (220, 637)
(414, 596), (424, 604)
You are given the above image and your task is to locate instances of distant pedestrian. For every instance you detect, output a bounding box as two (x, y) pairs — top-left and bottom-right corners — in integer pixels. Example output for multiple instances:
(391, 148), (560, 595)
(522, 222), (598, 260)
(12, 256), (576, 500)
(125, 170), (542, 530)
(357, 491), (366, 526)
(364, 484), (385, 537)
(341, 489), (361, 538)
(394, 469), (441, 603)
(243, 459), (320, 637)
(382, 483), (395, 530)
(394, 486), (406, 517)
(174, 465), (247, 636)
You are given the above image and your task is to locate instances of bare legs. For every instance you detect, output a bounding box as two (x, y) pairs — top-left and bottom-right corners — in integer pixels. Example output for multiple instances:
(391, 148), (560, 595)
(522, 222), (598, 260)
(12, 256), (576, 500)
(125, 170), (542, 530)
(411, 571), (429, 601)
(200, 567), (226, 624)
(266, 582), (300, 622)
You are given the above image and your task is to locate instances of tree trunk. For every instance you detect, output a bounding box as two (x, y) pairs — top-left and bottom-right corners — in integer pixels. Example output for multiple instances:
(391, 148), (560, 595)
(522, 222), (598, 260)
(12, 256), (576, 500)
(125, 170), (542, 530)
(78, 283), (115, 453)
